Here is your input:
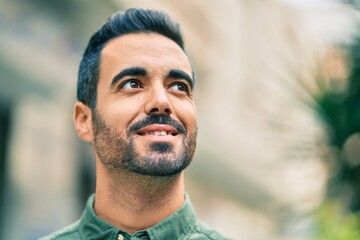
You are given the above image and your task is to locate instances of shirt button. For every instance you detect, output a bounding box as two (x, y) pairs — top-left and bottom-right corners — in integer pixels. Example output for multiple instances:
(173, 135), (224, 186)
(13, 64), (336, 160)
(118, 233), (124, 240)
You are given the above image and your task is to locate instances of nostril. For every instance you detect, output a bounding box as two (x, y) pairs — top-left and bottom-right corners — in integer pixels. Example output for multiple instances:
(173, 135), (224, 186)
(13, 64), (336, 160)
(150, 108), (159, 113)
(149, 107), (171, 115)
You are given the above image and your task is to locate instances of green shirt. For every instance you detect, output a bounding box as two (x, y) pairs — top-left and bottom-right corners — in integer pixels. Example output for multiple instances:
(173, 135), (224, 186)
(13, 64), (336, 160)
(39, 194), (230, 240)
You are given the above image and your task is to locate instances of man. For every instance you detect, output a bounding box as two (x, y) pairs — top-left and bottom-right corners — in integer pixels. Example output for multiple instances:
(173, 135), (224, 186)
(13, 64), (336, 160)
(41, 8), (229, 240)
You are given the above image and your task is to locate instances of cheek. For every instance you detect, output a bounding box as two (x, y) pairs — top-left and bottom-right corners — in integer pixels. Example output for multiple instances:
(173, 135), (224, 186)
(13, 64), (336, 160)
(105, 97), (145, 128)
(174, 101), (197, 130)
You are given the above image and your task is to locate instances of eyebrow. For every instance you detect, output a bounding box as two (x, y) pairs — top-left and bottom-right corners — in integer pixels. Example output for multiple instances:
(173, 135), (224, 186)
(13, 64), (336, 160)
(110, 67), (194, 89)
(167, 69), (194, 89)
(111, 67), (147, 87)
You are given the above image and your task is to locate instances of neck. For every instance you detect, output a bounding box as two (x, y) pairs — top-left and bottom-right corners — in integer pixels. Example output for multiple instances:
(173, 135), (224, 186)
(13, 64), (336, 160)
(94, 161), (185, 234)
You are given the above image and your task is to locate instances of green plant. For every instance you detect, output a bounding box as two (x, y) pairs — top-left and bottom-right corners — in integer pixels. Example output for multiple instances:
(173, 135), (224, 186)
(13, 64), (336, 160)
(314, 201), (360, 240)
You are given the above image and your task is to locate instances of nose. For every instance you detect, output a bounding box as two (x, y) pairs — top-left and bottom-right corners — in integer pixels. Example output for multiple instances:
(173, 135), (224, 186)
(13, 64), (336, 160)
(145, 84), (174, 115)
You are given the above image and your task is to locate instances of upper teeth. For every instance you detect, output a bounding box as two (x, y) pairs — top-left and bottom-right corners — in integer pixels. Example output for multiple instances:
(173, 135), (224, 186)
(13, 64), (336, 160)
(144, 131), (170, 136)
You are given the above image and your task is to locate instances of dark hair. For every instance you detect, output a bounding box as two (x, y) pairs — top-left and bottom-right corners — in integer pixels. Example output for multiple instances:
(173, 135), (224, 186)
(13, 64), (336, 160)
(77, 8), (187, 109)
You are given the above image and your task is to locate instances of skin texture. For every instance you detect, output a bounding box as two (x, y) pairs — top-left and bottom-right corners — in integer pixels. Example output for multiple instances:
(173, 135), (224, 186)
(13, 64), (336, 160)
(73, 33), (197, 233)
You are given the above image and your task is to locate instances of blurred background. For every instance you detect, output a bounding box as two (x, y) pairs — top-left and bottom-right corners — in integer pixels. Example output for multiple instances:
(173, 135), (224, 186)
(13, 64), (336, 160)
(1, 0), (360, 239)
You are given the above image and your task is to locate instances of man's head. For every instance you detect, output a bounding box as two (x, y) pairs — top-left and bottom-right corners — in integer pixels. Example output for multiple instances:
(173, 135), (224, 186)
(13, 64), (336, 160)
(74, 8), (197, 177)
(77, 8), (188, 109)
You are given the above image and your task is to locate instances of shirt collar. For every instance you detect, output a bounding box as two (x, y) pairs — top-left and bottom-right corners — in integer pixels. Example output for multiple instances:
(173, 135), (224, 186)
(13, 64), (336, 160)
(78, 194), (119, 240)
(78, 194), (198, 240)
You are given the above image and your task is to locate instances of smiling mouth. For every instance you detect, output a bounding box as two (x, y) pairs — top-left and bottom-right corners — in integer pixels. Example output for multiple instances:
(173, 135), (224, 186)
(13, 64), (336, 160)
(135, 124), (179, 137)
(138, 131), (178, 136)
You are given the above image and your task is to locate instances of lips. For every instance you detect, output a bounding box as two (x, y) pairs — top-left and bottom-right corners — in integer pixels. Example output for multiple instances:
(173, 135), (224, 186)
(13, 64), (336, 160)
(128, 114), (186, 136)
(136, 124), (179, 136)
(141, 131), (173, 136)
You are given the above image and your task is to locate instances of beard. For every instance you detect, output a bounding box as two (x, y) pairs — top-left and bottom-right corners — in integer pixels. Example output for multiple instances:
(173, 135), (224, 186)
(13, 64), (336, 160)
(91, 110), (197, 177)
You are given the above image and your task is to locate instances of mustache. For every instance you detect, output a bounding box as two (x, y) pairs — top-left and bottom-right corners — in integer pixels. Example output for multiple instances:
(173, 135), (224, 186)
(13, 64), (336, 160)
(128, 114), (186, 134)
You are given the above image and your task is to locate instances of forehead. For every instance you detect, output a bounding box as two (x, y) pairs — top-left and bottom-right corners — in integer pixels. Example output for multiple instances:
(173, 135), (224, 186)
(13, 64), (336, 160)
(99, 33), (192, 80)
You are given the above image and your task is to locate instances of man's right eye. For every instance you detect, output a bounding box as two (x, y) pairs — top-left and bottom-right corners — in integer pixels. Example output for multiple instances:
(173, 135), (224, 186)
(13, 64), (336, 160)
(120, 80), (142, 89)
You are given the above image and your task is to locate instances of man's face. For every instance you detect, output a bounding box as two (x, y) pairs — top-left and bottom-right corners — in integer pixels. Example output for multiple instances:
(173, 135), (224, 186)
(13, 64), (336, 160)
(92, 33), (197, 176)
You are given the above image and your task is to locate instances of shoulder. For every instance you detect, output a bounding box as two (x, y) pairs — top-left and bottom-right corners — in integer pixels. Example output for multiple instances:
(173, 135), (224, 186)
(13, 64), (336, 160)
(185, 221), (232, 240)
(38, 221), (81, 240)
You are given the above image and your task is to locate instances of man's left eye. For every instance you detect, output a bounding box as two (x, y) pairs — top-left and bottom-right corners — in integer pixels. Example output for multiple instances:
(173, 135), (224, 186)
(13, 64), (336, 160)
(169, 82), (189, 92)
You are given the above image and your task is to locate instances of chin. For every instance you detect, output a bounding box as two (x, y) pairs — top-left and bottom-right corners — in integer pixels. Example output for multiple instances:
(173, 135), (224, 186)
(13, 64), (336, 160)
(149, 142), (172, 153)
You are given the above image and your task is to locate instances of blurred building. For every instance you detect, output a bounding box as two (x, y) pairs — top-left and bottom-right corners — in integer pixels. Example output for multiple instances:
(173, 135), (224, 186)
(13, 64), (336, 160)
(0, 0), (359, 239)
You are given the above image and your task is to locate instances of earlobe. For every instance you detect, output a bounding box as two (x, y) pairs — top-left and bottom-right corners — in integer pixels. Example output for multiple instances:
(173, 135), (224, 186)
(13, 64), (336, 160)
(73, 102), (93, 143)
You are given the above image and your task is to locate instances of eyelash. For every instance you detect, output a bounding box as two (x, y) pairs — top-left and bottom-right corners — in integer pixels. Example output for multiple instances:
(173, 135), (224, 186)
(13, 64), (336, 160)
(118, 79), (143, 90)
(117, 79), (191, 94)
(169, 82), (190, 93)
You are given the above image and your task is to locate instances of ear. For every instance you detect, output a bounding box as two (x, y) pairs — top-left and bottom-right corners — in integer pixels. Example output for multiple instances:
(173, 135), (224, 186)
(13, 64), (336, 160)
(73, 102), (93, 143)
